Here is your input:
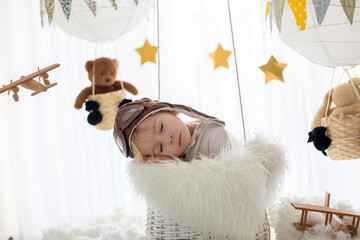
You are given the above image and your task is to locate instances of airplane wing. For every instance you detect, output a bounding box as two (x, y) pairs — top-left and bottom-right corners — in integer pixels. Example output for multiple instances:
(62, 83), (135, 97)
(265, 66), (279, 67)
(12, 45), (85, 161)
(292, 202), (360, 217)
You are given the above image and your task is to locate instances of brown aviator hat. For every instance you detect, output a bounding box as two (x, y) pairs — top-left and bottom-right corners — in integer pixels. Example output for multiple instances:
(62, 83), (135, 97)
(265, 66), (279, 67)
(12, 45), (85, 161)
(113, 98), (225, 158)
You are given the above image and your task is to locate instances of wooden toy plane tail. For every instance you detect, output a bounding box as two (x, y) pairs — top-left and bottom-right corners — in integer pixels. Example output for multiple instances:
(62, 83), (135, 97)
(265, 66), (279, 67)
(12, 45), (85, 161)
(292, 192), (359, 236)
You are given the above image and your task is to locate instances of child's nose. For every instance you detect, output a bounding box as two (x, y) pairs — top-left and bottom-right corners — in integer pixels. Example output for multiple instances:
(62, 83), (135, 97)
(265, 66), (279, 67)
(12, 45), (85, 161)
(166, 134), (173, 144)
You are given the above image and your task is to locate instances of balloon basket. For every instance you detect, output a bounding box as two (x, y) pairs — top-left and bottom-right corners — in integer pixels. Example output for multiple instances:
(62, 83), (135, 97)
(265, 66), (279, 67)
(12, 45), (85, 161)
(146, 205), (270, 240)
(87, 89), (126, 130)
(323, 113), (360, 160)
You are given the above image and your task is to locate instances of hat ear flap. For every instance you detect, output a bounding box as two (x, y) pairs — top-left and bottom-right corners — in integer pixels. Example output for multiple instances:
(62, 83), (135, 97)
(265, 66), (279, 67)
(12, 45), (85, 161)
(310, 90), (332, 130)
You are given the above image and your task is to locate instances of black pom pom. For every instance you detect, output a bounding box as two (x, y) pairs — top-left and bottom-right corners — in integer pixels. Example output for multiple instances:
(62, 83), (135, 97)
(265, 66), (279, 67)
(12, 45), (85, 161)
(85, 100), (100, 112)
(118, 98), (133, 108)
(87, 111), (102, 125)
(312, 126), (327, 136)
(307, 126), (331, 156)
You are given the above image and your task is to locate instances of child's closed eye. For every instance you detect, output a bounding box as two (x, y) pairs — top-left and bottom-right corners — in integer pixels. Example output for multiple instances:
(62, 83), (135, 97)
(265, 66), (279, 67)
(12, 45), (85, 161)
(159, 144), (163, 153)
(160, 123), (163, 133)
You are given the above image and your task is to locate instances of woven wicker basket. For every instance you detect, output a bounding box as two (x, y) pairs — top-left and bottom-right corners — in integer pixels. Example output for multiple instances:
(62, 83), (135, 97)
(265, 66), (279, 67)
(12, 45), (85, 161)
(146, 206), (270, 240)
(322, 113), (360, 160)
(87, 89), (126, 130)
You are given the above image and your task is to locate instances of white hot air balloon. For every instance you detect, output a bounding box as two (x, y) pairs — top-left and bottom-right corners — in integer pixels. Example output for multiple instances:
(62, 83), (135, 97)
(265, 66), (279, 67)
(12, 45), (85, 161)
(48, 0), (154, 42)
(272, 0), (360, 68)
(269, 0), (360, 160)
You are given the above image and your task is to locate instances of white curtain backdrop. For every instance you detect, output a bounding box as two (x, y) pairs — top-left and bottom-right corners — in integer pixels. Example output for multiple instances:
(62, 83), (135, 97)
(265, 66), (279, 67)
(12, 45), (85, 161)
(1, 0), (360, 239)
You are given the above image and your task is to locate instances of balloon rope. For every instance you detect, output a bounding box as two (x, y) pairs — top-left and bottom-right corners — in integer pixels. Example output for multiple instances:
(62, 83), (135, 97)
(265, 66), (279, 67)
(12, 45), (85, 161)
(324, 68), (336, 124)
(351, 67), (358, 77)
(156, 0), (161, 101)
(226, 0), (246, 142)
(92, 43), (98, 96)
(112, 41), (125, 90)
(336, 68), (345, 86)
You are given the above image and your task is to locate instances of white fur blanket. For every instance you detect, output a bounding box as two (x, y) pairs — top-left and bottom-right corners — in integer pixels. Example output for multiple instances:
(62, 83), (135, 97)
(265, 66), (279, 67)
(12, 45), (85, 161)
(42, 208), (150, 240)
(269, 195), (360, 240)
(128, 134), (287, 239)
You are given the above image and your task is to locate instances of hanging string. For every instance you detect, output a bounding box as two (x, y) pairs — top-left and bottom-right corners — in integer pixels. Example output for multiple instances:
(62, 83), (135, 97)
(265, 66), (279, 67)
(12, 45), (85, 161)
(112, 41), (125, 90)
(345, 67), (353, 79)
(351, 66), (358, 77)
(156, 0), (161, 101)
(92, 43), (98, 96)
(324, 67), (336, 125)
(336, 67), (345, 86)
(226, 0), (246, 142)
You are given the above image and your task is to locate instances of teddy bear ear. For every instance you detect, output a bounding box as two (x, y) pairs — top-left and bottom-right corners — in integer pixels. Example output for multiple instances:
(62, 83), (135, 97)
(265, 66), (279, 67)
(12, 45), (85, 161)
(113, 59), (118, 67)
(85, 60), (94, 72)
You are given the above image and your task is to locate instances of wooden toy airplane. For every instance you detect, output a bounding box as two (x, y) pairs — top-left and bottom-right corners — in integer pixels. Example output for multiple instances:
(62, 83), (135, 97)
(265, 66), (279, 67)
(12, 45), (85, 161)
(292, 192), (359, 236)
(0, 63), (60, 102)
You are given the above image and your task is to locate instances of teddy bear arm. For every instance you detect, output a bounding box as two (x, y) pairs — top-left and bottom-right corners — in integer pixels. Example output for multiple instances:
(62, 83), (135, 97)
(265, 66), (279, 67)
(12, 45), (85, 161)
(115, 81), (138, 95)
(74, 87), (92, 109)
(329, 104), (360, 117)
(310, 96), (331, 130)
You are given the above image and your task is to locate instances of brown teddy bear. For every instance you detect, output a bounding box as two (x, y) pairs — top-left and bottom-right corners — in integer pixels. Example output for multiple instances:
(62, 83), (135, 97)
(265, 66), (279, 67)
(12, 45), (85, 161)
(74, 57), (138, 109)
(310, 77), (360, 130)
(308, 78), (360, 156)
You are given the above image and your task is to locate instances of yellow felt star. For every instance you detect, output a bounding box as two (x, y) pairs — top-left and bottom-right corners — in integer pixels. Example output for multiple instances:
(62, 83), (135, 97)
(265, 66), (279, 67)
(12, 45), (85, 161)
(259, 56), (287, 83)
(209, 44), (232, 69)
(136, 39), (158, 65)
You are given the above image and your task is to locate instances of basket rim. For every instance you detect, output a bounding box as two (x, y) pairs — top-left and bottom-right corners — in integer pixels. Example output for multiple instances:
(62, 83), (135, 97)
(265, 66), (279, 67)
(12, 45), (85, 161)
(146, 206), (270, 240)
(322, 112), (360, 122)
(87, 89), (126, 99)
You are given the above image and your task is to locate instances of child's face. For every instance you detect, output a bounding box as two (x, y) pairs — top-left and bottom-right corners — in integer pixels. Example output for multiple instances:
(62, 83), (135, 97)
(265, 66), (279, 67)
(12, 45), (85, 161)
(134, 111), (192, 158)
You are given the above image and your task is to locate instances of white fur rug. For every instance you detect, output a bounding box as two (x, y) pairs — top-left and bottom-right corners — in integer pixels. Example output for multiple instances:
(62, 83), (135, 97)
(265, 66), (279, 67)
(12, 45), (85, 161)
(269, 195), (360, 240)
(128, 133), (287, 239)
(42, 208), (151, 240)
